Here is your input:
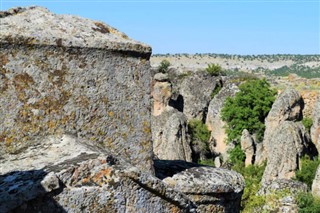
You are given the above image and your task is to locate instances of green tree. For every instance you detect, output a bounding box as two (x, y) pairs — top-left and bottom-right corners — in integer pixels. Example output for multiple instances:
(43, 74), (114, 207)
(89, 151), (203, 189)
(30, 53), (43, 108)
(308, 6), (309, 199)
(295, 156), (320, 189)
(302, 117), (313, 134)
(221, 79), (277, 143)
(158, 59), (171, 73)
(206, 63), (224, 76)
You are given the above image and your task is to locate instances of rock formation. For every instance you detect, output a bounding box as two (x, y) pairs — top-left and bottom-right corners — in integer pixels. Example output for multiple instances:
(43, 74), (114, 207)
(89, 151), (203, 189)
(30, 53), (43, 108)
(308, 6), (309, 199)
(311, 98), (320, 151)
(240, 129), (255, 166)
(0, 6), (153, 172)
(312, 165), (320, 197)
(205, 82), (239, 161)
(151, 73), (192, 162)
(178, 71), (217, 120)
(258, 179), (307, 213)
(261, 89), (313, 183)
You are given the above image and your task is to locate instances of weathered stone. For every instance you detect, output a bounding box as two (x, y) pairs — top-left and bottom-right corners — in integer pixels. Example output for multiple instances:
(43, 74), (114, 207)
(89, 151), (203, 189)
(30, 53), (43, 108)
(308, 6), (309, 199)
(262, 121), (311, 183)
(152, 106), (192, 162)
(151, 79), (172, 116)
(179, 71), (217, 120)
(240, 129), (255, 166)
(163, 166), (245, 213)
(258, 179), (307, 213)
(0, 135), (195, 212)
(205, 82), (239, 161)
(257, 89), (304, 165)
(311, 98), (320, 151)
(214, 156), (222, 168)
(312, 165), (320, 197)
(0, 6), (153, 172)
(154, 72), (169, 82)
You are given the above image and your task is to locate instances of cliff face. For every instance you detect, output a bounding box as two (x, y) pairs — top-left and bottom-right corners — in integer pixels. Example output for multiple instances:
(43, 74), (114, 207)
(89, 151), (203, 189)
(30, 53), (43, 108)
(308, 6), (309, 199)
(0, 6), (153, 172)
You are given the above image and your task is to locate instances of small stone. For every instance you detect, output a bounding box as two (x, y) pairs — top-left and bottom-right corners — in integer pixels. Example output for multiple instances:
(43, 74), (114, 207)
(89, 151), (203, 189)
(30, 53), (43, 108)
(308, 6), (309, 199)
(40, 172), (60, 192)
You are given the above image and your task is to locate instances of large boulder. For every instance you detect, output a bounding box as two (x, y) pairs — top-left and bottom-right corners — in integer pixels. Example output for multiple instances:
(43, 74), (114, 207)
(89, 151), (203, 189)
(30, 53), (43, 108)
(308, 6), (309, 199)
(262, 121), (311, 183)
(0, 135), (195, 212)
(178, 71), (218, 120)
(0, 6), (153, 172)
(151, 73), (171, 116)
(205, 82), (239, 160)
(162, 164), (245, 213)
(152, 106), (192, 162)
(311, 98), (320, 151)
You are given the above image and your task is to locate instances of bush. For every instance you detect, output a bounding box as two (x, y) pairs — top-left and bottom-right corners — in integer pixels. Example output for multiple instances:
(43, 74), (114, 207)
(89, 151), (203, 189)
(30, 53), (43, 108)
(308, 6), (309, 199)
(221, 79), (277, 143)
(295, 156), (320, 189)
(188, 119), (210, 153)
(158, 59), (171, 73)
(302, 117), (313, 134)
(228, 144), (245, 165)
(210, 84), (222, 99)
(296, 192), (320, 213)
(206, 64), (224, 76)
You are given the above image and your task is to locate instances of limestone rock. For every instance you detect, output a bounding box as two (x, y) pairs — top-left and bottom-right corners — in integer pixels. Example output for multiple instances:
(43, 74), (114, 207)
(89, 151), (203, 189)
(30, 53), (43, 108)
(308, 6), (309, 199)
(178, 71), (218, 120)
(262, 121), (311, 183)
(151, 75), (172, 116)
(154, 72), (169, 82)
(152, 106), (192, 162)
(311, 98), (320, 151)
(259, 179), (307, 213)
(0, 135), (195, 212)
(240, 129), (255, 166)
(0, 6), (153, 172)
(312, 165), (320, 197)
(205, 83), (239, 160)
(163, 166), (245, 213)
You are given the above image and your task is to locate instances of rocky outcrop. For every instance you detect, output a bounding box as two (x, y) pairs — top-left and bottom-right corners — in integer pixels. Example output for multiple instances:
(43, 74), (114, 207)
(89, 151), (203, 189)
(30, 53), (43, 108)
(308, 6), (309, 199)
(312, 165), (320, 197)
(0, 6), (153, 172)
(311, 98), (320, 151)
(262, 122), (311, 182)
(258, 179), (307, 213)
(151, 73), (171, 116)
(240, 129), (255, 166)
(205, 83), (239, 160)
(152, 106), (192, 162)
(178, 71), (218, 120)
(0, 135), (195, 212)
(162, 164), (245, 212)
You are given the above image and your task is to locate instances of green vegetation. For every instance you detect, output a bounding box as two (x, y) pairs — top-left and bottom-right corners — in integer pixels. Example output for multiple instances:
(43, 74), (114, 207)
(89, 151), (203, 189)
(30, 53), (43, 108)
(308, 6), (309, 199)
(232, 162), (267, 212)
(206, 63), (224, 76)
(210, 84), (222, 99)
(296, 192), (320, 213)
(228, 144), (246, 165)
(302, 117), (313, 134)
(158, 59), (171, 73)
(268, 65), (320, 79)
(295, 156), (320, 189)
(221, 79), (277, 143)
(188, 119), (211, 153)
(198, 158), (215, 167)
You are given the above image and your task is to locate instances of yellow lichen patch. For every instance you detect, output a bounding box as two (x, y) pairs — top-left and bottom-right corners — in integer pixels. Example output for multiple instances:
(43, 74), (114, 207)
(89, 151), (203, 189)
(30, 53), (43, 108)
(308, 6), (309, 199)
(0, 54), (9, 65)
(5, 136), (14, 146)
(108, 111), (114, 117)
(13, 73), (34, 91)
(142, 120), (151, 134)
(92, 22), (110, 34)
(0, 68), (9, 93)
(48, 69), (66, 86)
(92, 168), (113, 186)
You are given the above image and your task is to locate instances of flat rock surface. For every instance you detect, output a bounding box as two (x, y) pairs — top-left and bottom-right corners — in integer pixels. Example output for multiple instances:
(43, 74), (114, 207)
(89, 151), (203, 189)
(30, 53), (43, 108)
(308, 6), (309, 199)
(0, 6), (151, 54)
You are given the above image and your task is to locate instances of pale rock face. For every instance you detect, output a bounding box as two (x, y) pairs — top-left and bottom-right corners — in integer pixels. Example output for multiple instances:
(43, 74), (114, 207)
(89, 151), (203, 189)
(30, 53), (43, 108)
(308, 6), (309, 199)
(151, 74), (172, 116)
(257, 89), (304, 165)
(0, 6), (153, 172)
(240, 129), (255, 167)
(262, 122), (311, 183)
(311, 98), (320, 151)
(312, 165), (320, 197)
(152, 106), (192, 162)
(205, 83), (239, 161)
(179, 72), (217, 120)
(163, 167), (245, 213)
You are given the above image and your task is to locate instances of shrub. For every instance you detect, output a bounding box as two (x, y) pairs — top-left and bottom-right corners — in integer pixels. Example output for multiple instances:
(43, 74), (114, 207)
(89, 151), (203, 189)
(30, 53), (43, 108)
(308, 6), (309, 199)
(158, 59), (171, 73)
(302, 117), (313, 134)
(210, 84), (222, 99)
(206, 63), (224, 76)
(296, 192), (320, 213)
(228, 144), (245, 165)
(295, 156), (320, 189)
(188, 119), (210, 153)
(198, 158), (215, 167)
(221, 79), (277, 143)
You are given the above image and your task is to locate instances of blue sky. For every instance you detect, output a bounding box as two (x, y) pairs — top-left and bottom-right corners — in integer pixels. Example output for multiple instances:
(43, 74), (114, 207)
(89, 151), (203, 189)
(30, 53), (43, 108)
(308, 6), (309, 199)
(1, 0), (319, 55)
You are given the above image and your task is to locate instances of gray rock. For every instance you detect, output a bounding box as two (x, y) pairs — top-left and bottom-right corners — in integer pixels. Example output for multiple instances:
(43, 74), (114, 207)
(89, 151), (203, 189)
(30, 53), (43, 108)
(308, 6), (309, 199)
(152, 106), (192, 162)
(262, 121), (311, 183)
(179, 71), (218, 120)
(312, 165), (320, 197)
(163, 167), (245, 213)
(205, 82), (239, 161)
(214, 156), (222, 168)
(154, 72), (169, 82)
(0, 6), (153, 172)
(258, 179), (307, 213)
(311, 98), (320, 151)
(240, 129), (255, 166)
